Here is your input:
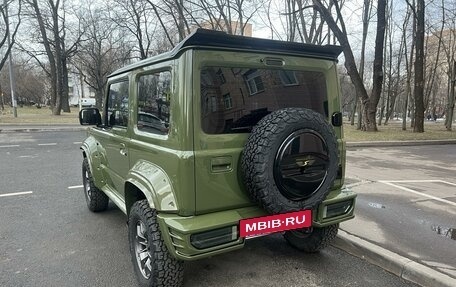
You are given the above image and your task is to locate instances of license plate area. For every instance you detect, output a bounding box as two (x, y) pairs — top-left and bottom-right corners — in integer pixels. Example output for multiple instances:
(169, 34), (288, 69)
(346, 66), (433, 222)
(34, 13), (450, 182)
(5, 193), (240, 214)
(239, 210), (312, 238)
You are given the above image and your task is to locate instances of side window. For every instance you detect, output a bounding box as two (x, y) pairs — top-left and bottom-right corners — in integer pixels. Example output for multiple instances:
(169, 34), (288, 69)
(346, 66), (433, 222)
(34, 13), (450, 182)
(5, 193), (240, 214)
(107, 80), (129, 127)
(137, 71), (171, 135)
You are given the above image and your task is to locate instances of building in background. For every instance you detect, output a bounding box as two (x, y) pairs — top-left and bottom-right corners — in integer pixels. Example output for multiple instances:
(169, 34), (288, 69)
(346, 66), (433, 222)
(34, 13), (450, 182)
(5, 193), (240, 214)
(194, 20), (252, 37)
(68, 70), (96, 108)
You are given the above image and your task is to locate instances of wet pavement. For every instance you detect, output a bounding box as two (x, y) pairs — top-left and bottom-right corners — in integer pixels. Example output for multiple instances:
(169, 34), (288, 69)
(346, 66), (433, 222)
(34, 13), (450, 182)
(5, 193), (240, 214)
(343, 145), (456, 279)
(0, 131), (420, 287)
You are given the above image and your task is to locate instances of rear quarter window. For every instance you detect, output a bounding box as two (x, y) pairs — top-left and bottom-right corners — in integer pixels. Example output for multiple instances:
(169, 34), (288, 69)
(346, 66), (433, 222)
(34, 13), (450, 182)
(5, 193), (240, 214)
(137, 71), (171, 135)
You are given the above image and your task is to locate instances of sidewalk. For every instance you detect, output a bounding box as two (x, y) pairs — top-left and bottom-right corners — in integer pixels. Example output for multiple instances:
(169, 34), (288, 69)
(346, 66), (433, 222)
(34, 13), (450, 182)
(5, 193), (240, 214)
(0, 124), (86, 133)
(332, 230), (456, 287)
(347, 139), (456, 148)
(2, 124), (456, 148)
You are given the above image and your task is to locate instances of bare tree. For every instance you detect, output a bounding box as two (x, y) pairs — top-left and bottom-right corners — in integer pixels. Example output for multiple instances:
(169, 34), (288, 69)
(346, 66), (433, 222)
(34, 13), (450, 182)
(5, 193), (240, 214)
(422, 0), (445, 123)
(24, 0), (60, 114)
(311, 0), (386, 131)
(402, 6), (415, 131)
(75, 3), (132, 107)
(384, 7), (406, 126)
(350, 0), (372, 128)
(145, 0), (259, 48)
(436, 0), (456, 130)
(405, 0), (425, 132)
(0, 0), (21, 112)
(447, 60), (456, 130)
(110, 0), (157, 59)
(0, 59), (47, 106)
(0, 0), (21, 72)
(283, 0), (337, 45)
(22, 0), (83, 114)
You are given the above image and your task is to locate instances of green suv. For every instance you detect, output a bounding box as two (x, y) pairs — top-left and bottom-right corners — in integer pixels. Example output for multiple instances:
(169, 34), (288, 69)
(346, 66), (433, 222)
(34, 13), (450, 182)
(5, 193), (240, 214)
(79, 29), (356, 287)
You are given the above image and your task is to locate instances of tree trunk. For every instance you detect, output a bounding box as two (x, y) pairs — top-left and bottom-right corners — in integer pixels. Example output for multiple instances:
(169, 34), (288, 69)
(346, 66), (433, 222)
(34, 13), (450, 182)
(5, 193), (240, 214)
(403, 6), (414, 131)
(351, 0), (371, 127)
(367, 0), (387, 131)
(95, 89), (103, 110)
(385, 13), (405, 126)
(446, 60), (455, 131)
(61, 56), (70, 112)
(30, 0), (59, 114)
(379, 12), (390, 127)
(312, 0), (371, 130)
(357, 100), (363, 130)
(413, 0), (425, 133)
(350, 100), (356, 125)
(0, 83), (4, 111)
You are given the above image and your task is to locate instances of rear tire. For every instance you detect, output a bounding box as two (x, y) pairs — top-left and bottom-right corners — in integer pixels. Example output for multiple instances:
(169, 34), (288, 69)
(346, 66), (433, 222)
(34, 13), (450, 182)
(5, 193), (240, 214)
(128, 200), (184, 287)
(82, 158), (109, 212)
(284, 224), (339, 253)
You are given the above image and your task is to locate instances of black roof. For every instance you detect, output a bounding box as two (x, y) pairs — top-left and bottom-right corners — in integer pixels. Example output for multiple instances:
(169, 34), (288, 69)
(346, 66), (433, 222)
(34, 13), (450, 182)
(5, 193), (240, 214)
(110, 29), (343, 77)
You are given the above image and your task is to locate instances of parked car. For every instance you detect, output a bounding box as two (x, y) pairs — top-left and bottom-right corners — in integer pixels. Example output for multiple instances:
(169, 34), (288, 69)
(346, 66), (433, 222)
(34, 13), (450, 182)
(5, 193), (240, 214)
(137, 112), (169, 134)
(78, 29), (356, 287)
(80, 98), (96, 107)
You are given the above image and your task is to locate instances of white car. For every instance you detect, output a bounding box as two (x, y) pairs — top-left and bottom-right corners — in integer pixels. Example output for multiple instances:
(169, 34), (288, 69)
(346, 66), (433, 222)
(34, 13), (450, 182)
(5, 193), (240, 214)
(80, 98), (96, 107)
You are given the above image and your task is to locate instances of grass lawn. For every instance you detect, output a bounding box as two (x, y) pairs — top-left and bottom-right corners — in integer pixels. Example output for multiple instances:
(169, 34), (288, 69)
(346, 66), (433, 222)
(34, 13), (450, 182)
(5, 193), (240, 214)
(0, 106), (79, 125)
(344, 119), (456, 141)
(1, 106), (455, 142)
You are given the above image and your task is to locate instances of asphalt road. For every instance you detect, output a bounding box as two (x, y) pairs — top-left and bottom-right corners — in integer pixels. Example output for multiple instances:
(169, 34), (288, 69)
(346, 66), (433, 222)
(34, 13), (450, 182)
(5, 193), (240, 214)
(344, 145), (456, 279)
(0, 131), (418, 287)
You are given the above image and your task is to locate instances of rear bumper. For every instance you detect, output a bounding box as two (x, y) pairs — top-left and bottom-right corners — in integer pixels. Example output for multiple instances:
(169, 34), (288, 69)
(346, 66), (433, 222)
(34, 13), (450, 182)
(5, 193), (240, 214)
(157, 187), (356, 261)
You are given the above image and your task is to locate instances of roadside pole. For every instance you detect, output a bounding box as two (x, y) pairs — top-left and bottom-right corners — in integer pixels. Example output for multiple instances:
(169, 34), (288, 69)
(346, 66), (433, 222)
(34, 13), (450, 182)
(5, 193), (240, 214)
(446, 60), (455, 131)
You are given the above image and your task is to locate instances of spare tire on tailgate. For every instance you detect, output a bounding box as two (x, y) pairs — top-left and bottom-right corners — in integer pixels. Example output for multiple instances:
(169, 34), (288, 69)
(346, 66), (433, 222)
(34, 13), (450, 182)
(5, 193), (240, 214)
(241, 108), (339, 214)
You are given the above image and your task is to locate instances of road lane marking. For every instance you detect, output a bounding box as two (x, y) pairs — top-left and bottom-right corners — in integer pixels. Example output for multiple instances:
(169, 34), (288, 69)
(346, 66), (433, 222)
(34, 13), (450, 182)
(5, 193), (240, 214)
(379, 181), (456, 207)
(380, 179), (456, 187)
(346, 180), (374, 188)
(68, 185), (83, 189)
(38, 143), (57, 146)
(0, 191), (33, 198)
(0, 145), (20, 148)
(19, 155), (38, 158)
(73, 142), (82, 145)
(439, 180), (456, 187)
(381, 180), (441, 183)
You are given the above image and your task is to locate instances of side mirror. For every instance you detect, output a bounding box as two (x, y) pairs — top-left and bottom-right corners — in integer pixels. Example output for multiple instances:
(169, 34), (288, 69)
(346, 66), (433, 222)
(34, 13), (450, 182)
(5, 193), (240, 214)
(79, 108), (102, 126)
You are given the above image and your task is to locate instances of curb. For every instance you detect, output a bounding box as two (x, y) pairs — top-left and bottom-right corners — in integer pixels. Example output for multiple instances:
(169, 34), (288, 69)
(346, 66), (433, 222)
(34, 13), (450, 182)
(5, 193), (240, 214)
(347, 139), (456, 148)
(0, 126), (87, 133)
(1, 126), (455, 148)
(333, 230), (456, 287)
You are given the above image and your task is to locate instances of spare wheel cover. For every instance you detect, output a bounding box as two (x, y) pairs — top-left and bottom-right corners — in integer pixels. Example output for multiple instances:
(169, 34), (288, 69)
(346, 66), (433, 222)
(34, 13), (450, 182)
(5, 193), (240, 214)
(241, 108), (339, 214)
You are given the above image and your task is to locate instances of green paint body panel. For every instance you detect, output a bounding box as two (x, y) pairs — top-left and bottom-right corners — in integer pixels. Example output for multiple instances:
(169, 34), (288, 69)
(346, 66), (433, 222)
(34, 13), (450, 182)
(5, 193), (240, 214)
(80, 30), (356, 261)
(157, 188), (355, 260)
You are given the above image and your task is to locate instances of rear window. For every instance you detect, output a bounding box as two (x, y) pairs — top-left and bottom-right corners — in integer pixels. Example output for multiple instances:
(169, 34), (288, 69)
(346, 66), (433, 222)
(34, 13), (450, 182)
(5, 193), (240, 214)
(201, 67), (328, 134)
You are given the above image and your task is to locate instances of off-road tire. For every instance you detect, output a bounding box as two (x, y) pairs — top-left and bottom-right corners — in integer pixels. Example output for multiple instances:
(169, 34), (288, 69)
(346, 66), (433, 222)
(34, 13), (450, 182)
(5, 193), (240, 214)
(128, 200), (184, 287)
(284, 224), (339, 253)
(241, 108), (339, 214)
(82, 158), (109, 212)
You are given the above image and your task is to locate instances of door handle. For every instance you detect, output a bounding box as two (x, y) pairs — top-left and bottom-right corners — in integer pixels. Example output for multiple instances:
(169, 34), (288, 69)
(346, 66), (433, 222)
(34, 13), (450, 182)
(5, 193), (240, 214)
(119, 143), (127, 156)
(211, 156), (232, 173)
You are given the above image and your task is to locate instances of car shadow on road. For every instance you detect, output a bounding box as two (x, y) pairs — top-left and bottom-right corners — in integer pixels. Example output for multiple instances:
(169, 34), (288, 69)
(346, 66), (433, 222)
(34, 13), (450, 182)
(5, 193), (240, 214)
(183, 233), (416, 287)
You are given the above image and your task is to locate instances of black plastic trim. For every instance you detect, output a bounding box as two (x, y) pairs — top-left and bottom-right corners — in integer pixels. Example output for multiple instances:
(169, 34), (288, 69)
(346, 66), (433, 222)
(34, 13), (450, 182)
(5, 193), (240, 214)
(110, 29), (343, 77)
(332, 112), (343, 127)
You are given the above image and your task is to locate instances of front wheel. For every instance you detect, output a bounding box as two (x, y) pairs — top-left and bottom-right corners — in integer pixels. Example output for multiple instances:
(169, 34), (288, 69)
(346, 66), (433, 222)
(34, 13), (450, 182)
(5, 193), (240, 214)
(283, 224), (339, 253)
(128, 200), (184, 287)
